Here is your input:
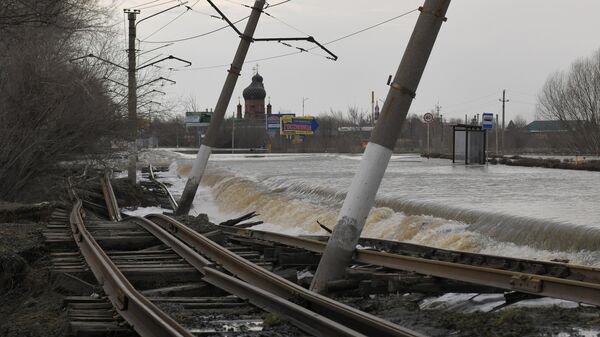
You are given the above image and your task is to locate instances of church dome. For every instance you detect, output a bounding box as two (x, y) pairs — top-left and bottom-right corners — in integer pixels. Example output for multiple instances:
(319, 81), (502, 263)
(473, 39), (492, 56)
(242, 73), (266, 100)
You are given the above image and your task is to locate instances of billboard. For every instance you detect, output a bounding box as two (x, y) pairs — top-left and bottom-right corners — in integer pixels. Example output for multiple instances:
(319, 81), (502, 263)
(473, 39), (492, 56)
(185, 111), (212, 127)
(267, 113), (295, 131)
(280, 116), (319, 136)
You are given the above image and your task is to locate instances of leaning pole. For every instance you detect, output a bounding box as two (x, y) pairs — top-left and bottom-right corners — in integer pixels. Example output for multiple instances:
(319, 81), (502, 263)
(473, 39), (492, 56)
(176, 0), (265, 215)
(310, 0), (451, 293)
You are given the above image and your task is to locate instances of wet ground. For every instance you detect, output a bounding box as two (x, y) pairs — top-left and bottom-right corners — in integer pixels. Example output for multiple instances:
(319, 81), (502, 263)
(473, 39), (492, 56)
(0, 221), (69, 337)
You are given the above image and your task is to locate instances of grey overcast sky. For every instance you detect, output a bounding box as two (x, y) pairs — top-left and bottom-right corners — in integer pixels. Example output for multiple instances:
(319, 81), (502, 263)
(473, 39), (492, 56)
(113, 0), (600, 123)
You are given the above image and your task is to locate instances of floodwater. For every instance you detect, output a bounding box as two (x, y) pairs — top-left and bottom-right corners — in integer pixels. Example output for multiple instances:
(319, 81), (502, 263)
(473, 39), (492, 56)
(148, 150), (600, 267)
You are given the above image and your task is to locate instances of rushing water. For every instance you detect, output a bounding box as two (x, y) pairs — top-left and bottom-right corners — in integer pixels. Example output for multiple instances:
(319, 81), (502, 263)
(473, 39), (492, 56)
(149, 150), (600, 267)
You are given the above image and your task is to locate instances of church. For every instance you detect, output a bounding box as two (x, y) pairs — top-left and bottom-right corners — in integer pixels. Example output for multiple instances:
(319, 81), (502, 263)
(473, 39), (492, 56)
(236, 70), (272, 120)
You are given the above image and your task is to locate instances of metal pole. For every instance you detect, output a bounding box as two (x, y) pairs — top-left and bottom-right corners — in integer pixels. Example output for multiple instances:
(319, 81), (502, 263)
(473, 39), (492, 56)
(127, 11), (138, 184)
(310, 0), (451, 294)
(495, 114), (498, 154)
(465, 125), (469, 164)
(452, 125), (456, 163)
(371, 91), (375, 127)
(302, 97), (308, 117)
(427, 122), (430, 158)
(500, 89), (508, 154)
(176, 0), (265, 215)
(232, 113), (235, 154)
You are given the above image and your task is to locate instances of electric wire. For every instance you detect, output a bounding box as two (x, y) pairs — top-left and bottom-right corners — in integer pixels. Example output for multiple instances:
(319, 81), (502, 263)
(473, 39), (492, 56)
(262, 10), (309, 36)
(140, 0), (292, 44)
(173, 7), (419, 71)
(265, 0), (291, 9)
(142, 16), (249, 43)
(131, 0), (166, 8)
(140, 0), (199, 40)
(136, 0), (179, 10)
(319, 8), (419, 47)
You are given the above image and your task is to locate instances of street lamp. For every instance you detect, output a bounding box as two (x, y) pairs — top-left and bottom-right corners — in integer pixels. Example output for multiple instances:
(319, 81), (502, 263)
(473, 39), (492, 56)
(302, 97), (309, 116)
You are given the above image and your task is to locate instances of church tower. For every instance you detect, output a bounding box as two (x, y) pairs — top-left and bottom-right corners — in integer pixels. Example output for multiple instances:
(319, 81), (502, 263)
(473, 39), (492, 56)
(242, 70), (267, 120)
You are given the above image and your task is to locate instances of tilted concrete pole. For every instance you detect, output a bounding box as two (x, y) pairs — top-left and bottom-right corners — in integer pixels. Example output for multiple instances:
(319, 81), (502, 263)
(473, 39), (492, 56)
(310, 0), (451, 293)
(176, 0), (266, 215)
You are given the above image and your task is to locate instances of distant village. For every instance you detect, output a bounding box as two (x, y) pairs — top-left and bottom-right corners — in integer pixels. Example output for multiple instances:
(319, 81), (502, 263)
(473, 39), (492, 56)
(139, 71), (576, 155)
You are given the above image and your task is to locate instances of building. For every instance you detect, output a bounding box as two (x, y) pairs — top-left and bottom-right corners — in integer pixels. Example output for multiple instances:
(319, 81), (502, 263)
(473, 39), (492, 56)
(242, 72), (271, 120)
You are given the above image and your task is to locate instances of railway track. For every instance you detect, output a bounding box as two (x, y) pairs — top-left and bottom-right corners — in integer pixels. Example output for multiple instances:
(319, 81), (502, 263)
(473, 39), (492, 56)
(45, 168), (600, 336)
(45, 172), (424, 337)
(217, 226), (600, 306)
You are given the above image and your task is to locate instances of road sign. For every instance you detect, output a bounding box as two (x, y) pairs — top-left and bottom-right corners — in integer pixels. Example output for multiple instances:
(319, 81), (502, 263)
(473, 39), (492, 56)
(280, 116), (319, 135)
(423, 112), (434, 123)
(267, 113), (294, 131)
(482, 112), (494, 129)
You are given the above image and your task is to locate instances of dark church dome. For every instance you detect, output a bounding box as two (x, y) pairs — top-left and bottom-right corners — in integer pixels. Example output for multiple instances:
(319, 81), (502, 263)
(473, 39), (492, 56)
(242, 73), (266, 100)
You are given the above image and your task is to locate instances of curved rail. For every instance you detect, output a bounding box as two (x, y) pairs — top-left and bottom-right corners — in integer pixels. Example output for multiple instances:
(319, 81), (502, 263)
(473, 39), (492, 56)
(67, 178), (193, 337)
(126, 216), (368, 337)
(145, 213), (426, 337)
(96, 175), (386, 337)
(100, 171), (122, 221)
(148, 164), (179, 211)
(219, 226), (600, 307)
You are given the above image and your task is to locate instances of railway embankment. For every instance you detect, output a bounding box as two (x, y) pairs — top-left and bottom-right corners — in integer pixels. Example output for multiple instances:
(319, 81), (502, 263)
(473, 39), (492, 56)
(0, 206), (68, 337)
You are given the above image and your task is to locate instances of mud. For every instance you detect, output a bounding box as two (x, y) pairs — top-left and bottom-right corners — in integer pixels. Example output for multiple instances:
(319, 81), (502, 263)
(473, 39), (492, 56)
(0, 222), (69, 337)
(158, 302), (304, 336)
(340, 294), (600, 337)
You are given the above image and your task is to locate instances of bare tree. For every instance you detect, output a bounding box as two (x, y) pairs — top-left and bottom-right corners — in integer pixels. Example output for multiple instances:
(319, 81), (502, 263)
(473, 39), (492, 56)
(538, 49), (600, 154)
(0, 0), (126, 201)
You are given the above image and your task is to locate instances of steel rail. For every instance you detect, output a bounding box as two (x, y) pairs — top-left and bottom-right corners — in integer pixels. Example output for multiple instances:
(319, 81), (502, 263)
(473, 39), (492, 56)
(100, 171), (122, 221)
(95, 175), (375, 337)
(145, 213), (427, 337)
(67, 179), (194, 337)
(355, 237), (600, 284)
(220, 226), (600, 307)
(255, 232), (600, 284)
(148, 164), (179, 211)
(127, 216), (367, 337)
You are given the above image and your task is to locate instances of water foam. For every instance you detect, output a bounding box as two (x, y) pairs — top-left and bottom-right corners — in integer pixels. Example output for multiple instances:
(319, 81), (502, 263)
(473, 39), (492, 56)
(172, 159), (600, 267)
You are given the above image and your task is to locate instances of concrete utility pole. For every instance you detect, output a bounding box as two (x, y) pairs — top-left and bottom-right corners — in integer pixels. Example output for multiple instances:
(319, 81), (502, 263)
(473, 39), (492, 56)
(126, 10), (139, 184)
(310, 0), (451, 294)
(371, 91), (375, 126)
(176, 0), (266, 215)
(495, 114), (499, 154)
(499, 89), (509, 154)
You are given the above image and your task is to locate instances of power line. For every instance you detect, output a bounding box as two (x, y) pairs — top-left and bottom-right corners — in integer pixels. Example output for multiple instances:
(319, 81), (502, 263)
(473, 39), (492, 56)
(136, 0), (179, 10)
(142, 16), (249, 43)
(173, 7), (419, 71)
(320, 8), (418, 47)
(140, 0), (201, 40)
(131, 0), (167, 8)
(266, 0), (291, 9)
(262, 10), (309, 36)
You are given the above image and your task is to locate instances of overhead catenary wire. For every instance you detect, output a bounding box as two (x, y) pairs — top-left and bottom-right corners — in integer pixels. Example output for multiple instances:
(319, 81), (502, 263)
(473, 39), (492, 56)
(140, 0), (293, 44)
(136, 0), (179, 10)
(265, 0), (291, 9)
(140, 0), (201, 41)
(131, 0), (166, 8)
(142, 15), (249, 43)
(262, 10), (309, 36)
(173, 7), (419, 71)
